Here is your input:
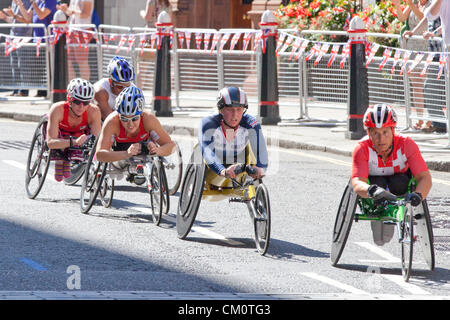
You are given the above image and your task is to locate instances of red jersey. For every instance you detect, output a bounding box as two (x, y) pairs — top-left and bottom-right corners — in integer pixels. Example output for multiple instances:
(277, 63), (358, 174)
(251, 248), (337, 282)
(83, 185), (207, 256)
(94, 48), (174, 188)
(352, 134), (428, 178)
(58, 102), (89, 137)
(114, 116), (150, 144)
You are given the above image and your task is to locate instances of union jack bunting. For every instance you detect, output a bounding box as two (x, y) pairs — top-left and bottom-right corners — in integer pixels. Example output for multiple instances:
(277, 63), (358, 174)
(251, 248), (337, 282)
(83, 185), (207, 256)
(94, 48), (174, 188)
(399, 51), (412, 75)
(305, 43), (321, 62)
(378, 47), (392, 71)
(420, 53), (435, 77)
(275, 32), (287, 56)
(327, 44), (340, 67)
(229, 32), (241, 51)
(340, 43), (350, 69)
(437, 53), (447, 79)
(314, 43), (329, 66)
(242, 32), (252, 54)
(391, 49), (402, 74)
(295, 40), (309, 61)
(289, 38), (302, 61)
(407, 52), (424, 75)
(210, 33), (220, 55)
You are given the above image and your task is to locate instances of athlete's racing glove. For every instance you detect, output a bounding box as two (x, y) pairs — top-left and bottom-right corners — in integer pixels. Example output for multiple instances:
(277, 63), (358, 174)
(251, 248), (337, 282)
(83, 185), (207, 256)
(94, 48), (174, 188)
(368, 184), (387, 200)
(405, 192), (423, 207)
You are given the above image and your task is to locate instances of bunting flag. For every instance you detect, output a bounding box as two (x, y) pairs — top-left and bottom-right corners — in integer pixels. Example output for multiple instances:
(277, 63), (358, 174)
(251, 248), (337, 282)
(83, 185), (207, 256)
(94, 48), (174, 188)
(275, 32), (287, 56)
(185, 32), (191, 49)
(116, 34), (127, 54)
(66, 30), (72, 53)
(278, 35), (293, 56)
(295, 40), (309, 61)
(407, 52), (425, 75)
(36, 37), (41, 57)
(178, 31), (185, 49)
(437, 53), (447, 79)
(103, 33), (110, 49)
(151, 32), (157, 48)
(203, 33), (211, 52)
(378, 47), (392, 71)
(229, 32), (241, 51)
(218, 33), (231, 54)
(127, 34), (136, 54)
(73, 30), (81, 48)
(399, 51), (412, 75)
(4, 37), (10, 56)
(260, 29), (272, 54)
(288, 38), (302, 61)
(253, 31), (262, 52)
(340, 43), (350, 69)
(6, 37), (31, 56)
(210, 33), (220, 55)
(314, 43), (329, 66)
(365, 43), (379, 68)
(327, 44), (340, 67)
(242, 32), (252, 54)
(391, 49), (402, 74)
(52, 27), (66, 46)
(305, 43), (321, 62)
(139, 34), (147, 56)
(195, 32), (203, 50)
(82, 31), (90, 51)
(420, 53), (435, 77)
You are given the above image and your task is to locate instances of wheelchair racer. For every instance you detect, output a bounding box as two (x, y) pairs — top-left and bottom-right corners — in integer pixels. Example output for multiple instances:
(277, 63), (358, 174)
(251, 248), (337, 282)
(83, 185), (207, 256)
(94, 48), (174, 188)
(199, 87), (268, 180)
(94, 56), (135, 120)
(46, 78), (102, 182)
(95, 86), (175, 183)
(351, 104), (432, 245)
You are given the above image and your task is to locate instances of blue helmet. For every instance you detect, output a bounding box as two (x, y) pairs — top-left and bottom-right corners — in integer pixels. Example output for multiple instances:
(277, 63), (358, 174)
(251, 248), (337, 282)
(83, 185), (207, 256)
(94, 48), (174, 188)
(107, 56), (135, 83)
(217, 87), (248, 110)
(115, 86), (145, 116)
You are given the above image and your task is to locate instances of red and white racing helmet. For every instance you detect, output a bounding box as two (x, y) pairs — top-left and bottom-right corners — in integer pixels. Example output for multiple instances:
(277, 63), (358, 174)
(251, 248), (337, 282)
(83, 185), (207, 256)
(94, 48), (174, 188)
(363, 104), (397, 129)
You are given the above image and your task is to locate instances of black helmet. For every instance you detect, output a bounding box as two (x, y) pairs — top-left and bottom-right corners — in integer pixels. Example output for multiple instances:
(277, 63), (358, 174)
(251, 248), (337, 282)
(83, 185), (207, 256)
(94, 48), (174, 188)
(217, 87), (248, 110)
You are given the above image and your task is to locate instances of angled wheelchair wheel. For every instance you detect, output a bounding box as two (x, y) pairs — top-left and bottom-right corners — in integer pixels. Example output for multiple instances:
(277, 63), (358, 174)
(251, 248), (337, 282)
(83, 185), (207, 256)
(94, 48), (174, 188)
(176, 162), (206, 239)
(414, 199), (435, 271)
(63, 162), (86, 186)
(163, 141), (183, 196)
(149, 159), (170, 226)
(25, 117), (51, 199)
(401, 204), (414, 282)
(80, 137), (106, 214)
(100, 173), (115, 208)
(331, 180), (358, 266)
(253, 183), (271, 256)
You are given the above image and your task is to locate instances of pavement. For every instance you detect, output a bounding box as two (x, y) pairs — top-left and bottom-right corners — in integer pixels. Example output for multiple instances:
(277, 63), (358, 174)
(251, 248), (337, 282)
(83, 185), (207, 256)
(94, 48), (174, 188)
(2, 90), (450, 172)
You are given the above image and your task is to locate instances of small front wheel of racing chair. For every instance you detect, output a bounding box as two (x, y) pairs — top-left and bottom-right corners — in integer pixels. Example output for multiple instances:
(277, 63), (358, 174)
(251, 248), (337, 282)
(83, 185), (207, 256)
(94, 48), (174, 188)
(25, 116), (52, 199)
(80, 135), (107, 214)
(148, 158), (170, 226)
(162, 141), (183, 196)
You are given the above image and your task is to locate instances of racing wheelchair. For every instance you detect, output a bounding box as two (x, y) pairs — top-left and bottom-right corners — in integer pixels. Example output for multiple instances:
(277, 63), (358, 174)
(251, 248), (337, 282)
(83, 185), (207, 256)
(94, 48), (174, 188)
(331, 179), (435, 282)
(25, 115), (96, 199)
(176, 144), (271, 255)
(79, 141), (170, 226)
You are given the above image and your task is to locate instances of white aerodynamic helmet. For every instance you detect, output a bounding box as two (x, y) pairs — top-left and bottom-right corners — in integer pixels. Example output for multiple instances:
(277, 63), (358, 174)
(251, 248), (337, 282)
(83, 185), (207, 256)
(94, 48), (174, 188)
(115, 86), (145, 116)
(67, 78), (94, 102)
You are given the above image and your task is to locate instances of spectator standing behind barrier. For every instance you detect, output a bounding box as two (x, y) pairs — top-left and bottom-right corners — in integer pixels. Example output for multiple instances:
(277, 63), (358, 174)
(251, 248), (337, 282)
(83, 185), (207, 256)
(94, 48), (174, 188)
(404, 0), (448, 133)
(392, 0), (432, 131)
(0, 0), (32, 97)
(20, 0), (57, 97)
(140, 0), (170, 28)
(57, 0), (94, 82)
(138, 0), (171, 89)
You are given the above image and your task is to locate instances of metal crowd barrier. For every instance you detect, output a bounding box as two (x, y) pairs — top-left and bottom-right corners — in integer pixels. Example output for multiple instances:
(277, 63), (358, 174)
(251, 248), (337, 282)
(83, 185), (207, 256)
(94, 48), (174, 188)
(0, 23), (50, 97)
(1, 23), (450, 146)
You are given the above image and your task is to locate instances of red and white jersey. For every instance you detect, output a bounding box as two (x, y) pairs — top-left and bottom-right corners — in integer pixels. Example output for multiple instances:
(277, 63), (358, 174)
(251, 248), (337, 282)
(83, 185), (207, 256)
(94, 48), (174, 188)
(352, 134), (428, 178)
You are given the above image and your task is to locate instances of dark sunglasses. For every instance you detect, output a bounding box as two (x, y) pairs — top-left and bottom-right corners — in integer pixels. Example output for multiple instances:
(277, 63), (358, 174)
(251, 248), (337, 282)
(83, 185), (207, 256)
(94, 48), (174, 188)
(120, 115), (140, 123)
(112, 82), (130, 91)
(72, 99), (90, 106)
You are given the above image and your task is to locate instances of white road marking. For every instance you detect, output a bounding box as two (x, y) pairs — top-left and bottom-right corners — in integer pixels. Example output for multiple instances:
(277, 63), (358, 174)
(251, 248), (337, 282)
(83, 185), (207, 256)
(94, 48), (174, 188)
(130, 205), (244, 246)
(3, 159), (26, 170)
(3, 159), (56, 182)
(301, 272), (369, 295)
(355, 242), (401, 263)
(382, 274), (431, 295)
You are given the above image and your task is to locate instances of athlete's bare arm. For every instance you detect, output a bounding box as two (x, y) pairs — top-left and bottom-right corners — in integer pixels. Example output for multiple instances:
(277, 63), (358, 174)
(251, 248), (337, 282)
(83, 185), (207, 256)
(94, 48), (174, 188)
(94, 89), (113, 121)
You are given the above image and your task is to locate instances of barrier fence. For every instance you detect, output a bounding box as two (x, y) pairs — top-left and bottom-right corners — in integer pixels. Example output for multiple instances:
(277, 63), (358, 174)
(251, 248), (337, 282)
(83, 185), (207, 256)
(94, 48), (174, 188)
(0, 22), (449, 145)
